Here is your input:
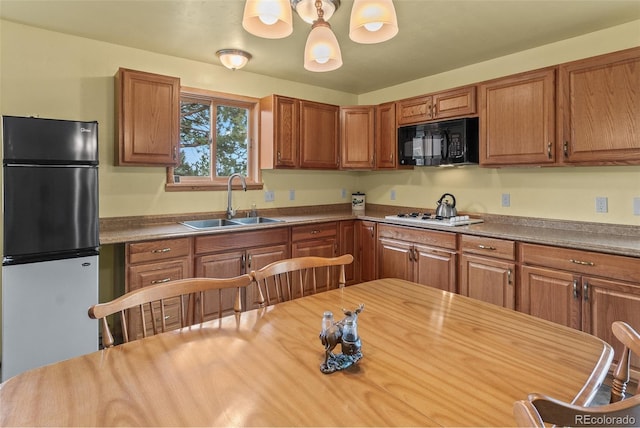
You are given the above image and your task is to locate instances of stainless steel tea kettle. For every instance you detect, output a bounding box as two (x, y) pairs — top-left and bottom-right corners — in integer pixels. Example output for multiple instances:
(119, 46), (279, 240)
(435, 193), (457, 218)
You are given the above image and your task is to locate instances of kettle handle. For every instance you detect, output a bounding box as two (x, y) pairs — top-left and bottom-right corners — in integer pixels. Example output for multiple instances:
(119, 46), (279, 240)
(437, 193), (457, 208)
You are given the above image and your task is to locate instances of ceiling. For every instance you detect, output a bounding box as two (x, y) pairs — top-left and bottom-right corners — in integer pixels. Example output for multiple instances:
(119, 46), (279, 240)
(2, 0), (640, 94)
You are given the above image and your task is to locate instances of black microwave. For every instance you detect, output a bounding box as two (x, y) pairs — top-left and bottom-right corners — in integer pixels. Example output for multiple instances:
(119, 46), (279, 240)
(398, 117), (478, 166)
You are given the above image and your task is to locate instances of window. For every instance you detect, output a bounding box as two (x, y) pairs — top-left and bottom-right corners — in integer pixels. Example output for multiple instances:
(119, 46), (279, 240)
(166, 87), (260, 190)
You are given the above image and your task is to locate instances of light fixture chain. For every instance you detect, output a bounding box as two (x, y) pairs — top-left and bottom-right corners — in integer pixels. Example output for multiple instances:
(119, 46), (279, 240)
(315, 0), (324, 21)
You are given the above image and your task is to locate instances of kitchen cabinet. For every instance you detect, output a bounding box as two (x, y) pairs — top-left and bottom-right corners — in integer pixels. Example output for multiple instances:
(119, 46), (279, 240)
(519, 243), (640, 370)
(375, 102), (397, 169)
(377, 224), (456, 292)
(291, 222), (338, 295)
(260, 95), (339, 169)
(459, 235), (516, 309)
(558, 46), (640, 165)
(340, 106), (375, 169)
(396, 86), (477, 126)
(115, 68), (180, 166)
(479, 67), (556, 166)
(194, 228), (290, 316)
(125, 237), (193, 340)
(356, 220), (377, 282)
(339, 220), (358, 285)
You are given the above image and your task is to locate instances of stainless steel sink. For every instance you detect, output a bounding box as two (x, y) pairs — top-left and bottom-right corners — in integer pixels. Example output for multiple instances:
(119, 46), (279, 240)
(180, 219), (240, 230)
(180, 217), (283, 230)
(230, 217), (283, 225)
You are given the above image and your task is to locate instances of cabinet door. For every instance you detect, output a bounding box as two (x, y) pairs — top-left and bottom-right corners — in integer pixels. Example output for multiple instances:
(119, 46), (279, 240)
(519, 265), (581, 329)
(559, 47), (640, 165)
(375, 102), (397, 169)
(479, 68), (556, 166)
(377, 237), (413, 282)
(459, 254), (515, 309)
(397, 95), (432, 125)
(357, 220), (377, 282)
(115, 68), (180, 166)
(413, 244), (456, 293)
(339, 220), (357, 285)
(195, 251), (243, 321)
(582, 276), (640, 370)
(260, 95), (298, 168)
(245, 244), (289, 310)
(340, 106), (375, 169)
(432, 86), (476, 120)
(299, 100), (339, 169)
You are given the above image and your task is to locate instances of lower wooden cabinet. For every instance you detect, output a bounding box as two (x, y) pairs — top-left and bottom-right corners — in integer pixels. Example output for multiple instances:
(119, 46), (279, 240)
(519, 243), (640, 371)
(339, 220), (357, 285)
(377, 224), (456, 292)
(194, 228), (290, 317)
(459, 235), (516, 309)
(292, 222), (338, 295)
(357, 220), (377, 282)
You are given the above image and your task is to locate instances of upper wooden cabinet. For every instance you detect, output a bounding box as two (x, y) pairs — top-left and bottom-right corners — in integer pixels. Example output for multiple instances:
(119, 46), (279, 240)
(261, 95), (339, 170)
(479, 68), (556, 166)
(558, 47), (640, 165)
(115, 68), (180, 166)
(340, 105), (375, 169)
(396, 86), (476, 126)
(375, 102), (397, 169)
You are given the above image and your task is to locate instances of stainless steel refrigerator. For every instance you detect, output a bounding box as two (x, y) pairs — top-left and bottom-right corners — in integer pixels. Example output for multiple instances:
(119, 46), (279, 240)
(2, 116), (99, 381)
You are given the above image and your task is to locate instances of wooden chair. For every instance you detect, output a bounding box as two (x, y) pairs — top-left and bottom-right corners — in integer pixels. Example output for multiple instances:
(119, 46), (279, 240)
(88, 275), (253, 348)
(513, 392), (640, 427)
(251, 254), (354, 306)
(610, 321), (640, 403)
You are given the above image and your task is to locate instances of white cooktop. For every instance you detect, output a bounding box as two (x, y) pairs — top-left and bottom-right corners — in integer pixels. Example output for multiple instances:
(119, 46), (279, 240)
(384, 214), (484, 227)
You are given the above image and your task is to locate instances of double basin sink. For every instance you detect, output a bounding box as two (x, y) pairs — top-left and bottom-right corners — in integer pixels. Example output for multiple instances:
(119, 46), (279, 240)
(180, 217), (283, 230)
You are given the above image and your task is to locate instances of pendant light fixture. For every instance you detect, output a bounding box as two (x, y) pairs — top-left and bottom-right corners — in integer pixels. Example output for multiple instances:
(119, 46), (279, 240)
(216, 49), (252, 71)
(349, 0), (398, 44)
(290, 0), (340, 24)
(303, 0), (342, 72)
(242, 0), (293, 39)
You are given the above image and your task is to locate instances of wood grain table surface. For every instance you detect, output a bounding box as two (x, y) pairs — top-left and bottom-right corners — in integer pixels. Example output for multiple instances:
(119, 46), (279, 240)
(0, 278), (613, 427)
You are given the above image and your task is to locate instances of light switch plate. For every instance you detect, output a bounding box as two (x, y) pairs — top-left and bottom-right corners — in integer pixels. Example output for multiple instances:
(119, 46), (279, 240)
(264, 190), (275, 202)
(634, 197), (640, 216)
(501, 193), (511, 207)
(390, 189), (396, 200)
(289, 189), (295, 201)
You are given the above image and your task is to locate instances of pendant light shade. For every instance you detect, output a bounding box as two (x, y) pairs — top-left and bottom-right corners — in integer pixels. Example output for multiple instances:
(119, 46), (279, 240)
(242, 0), (293, 39)
(216, 49), (252, 70)
(304, 20), (343, 72)
(349, 0), (398, 44)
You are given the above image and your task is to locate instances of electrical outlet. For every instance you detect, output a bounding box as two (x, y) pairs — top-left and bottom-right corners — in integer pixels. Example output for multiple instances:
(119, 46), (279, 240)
(634, 197), (640, 216)
(595, 196), (608, 213)
(501, 193), (510, 207)
(264, 190), (275, 202)
(289, 189), (295, 201)
(390, 189), (396, 200)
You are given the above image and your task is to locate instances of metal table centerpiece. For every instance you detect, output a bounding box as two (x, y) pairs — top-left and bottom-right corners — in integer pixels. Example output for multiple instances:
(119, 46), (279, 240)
(319, 304), (364, 374)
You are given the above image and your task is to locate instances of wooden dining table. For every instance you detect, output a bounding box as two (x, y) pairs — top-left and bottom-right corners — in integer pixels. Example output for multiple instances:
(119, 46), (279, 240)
(0, 278), (613, 427)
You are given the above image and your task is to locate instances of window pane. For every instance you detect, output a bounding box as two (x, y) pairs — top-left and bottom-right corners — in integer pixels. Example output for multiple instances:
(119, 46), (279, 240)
(216, 105), (248, 176)
(177, 100), (211, 178)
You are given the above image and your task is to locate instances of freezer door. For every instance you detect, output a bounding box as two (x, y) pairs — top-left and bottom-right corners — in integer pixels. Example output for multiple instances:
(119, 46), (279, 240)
(3, 165), (99, 263)
(1, 256), (99, 381)
(2, 116), (98, 164)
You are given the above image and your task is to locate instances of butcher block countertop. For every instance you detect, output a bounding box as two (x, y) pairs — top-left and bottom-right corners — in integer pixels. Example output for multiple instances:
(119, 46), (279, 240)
(99, 204), (640, 258)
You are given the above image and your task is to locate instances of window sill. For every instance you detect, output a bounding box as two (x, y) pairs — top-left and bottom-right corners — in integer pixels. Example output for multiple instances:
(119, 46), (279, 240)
(165, 182), (264, 192)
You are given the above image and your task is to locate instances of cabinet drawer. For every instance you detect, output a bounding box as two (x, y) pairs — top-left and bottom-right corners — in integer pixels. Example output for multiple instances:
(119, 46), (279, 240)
(378, 224), (456, 250)
(127, 237), (192, 264)
(195, 228), (289, 254)
(460, 235), (515, 260)
(291, 222), (337, 242)
(127, 259), (191, 291)
(130, 298), (183, 340)
(520, 243), (640, 284)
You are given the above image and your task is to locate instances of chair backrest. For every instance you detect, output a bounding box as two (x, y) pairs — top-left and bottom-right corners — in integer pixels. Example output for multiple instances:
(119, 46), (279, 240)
(88, 275), (253, 348)
(251, 254), (354, 306)
(513, 392), (640, 427)
(610, 321), (640, 403)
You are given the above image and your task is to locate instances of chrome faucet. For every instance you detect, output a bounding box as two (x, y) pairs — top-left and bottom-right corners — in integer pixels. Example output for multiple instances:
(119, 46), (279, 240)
(227, 173), (247, 219)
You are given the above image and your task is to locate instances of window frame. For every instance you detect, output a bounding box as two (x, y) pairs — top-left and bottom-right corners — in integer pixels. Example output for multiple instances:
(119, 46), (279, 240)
(165, 86), (262, 191)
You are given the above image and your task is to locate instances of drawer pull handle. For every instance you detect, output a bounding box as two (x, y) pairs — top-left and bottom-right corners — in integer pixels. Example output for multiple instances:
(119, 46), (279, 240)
(478, 245), (496, 251)
(151, 248), (171, 254)
(310, 230), (320, 234)
(569, 259), (594, 266)
(151, 278), (171, 284)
